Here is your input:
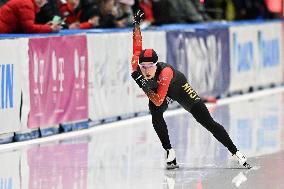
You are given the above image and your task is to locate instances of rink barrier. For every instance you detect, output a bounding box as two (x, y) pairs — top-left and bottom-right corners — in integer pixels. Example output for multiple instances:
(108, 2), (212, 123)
(40, 126), (60, 137)
(13, 130), (40, 142)
(0, 133), (14, 144)
(0, 19), (283, 143)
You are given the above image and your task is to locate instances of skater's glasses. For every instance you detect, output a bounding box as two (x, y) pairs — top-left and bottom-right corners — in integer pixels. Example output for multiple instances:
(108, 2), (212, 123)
(138, 62), (157, 69)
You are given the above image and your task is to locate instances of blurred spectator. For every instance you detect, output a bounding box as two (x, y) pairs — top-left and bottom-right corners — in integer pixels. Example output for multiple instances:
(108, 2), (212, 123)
(116, 0), (135, 27)
(36, 0), (60, 24)
(232, 0), (270, 20)
(265, 0), (283, 18)
(58, 0), (99, 29)
(191, 0), (212, 21)
(204, 0), (235, 21)
(93, 0), (115, 28)
(80, 0), (100, 24)
(94, 0), (127, 28)
(152, 0), (206, 25)
(0, 0), (61, 33)
(265, 0), (282, 13)
(139, 0), (154, 25)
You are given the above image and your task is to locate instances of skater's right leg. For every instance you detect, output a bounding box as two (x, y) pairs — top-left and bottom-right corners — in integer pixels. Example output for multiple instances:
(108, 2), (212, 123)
(149, 100), (172, 150)
(149, 100), (179, 169)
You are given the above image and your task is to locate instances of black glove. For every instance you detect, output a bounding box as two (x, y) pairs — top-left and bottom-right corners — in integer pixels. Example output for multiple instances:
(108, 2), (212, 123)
(131, 71), (148, 88)
(133, 9), (144, 26)
(131, 70), (158, 92)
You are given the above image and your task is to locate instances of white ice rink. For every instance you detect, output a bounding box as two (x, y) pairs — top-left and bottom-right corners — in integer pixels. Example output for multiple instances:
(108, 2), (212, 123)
(0, 87), (284, 189)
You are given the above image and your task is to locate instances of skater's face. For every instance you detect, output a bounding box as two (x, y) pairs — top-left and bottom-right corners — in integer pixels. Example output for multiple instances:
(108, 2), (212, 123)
(139, 61), (157, 79)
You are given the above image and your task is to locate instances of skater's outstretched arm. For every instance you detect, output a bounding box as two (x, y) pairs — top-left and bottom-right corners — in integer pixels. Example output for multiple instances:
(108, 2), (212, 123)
(131, 25), (142, 72)
(131, 10), (143, 72)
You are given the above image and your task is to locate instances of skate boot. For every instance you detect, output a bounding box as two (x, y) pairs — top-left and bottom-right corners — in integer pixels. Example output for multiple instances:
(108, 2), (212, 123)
(166, 148), (179, 170)
(233, 151), (252, 169)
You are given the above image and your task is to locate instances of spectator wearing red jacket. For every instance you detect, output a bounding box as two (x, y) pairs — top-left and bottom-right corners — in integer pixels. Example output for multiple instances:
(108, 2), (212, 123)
(58, 0), (99, 29)
(139, 0), (154, 23)
(0, 0), (61, 33)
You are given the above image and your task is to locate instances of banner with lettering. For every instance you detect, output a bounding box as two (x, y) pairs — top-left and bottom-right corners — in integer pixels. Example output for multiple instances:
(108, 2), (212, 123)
(0, 39), (22, 133)
(229, 22), (282, 92)
(28, 35), (88, 128)
(167, 28), (230, 96)
(256, 22), (282, 86)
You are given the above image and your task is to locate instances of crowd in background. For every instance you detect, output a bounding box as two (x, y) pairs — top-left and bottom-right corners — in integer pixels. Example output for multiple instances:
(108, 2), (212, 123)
(0, 0), (283, 34)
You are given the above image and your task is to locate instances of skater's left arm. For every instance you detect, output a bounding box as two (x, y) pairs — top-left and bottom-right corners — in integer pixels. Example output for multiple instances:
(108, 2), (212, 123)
(132, 67), (173, 106)
(145, 67), (173, 106)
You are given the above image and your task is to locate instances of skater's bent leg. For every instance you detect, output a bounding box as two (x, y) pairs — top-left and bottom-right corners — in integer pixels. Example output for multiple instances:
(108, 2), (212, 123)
(149, 101), (172, 150)
(190, 101), (238, 154)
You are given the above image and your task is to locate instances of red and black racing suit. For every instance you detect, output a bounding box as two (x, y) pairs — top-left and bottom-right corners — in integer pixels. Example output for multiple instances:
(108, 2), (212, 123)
(131, 25), (238, 154)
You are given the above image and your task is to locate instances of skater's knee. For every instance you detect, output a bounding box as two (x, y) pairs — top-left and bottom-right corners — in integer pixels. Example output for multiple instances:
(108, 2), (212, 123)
(200, 120), (225, 134)
(149, 100), (168, 114)
(211, 123), (226, 136)
(150, 107), (165, 116)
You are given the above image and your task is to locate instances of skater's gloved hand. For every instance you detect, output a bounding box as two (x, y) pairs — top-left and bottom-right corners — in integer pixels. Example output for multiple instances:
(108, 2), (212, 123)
(131, 71), (147, 88)
(131, 71), (157, 92)
(133, 9), (144, 26)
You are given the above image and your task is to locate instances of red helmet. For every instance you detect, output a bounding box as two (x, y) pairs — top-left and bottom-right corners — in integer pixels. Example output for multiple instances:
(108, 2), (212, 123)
(139, 49), (158, 63)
